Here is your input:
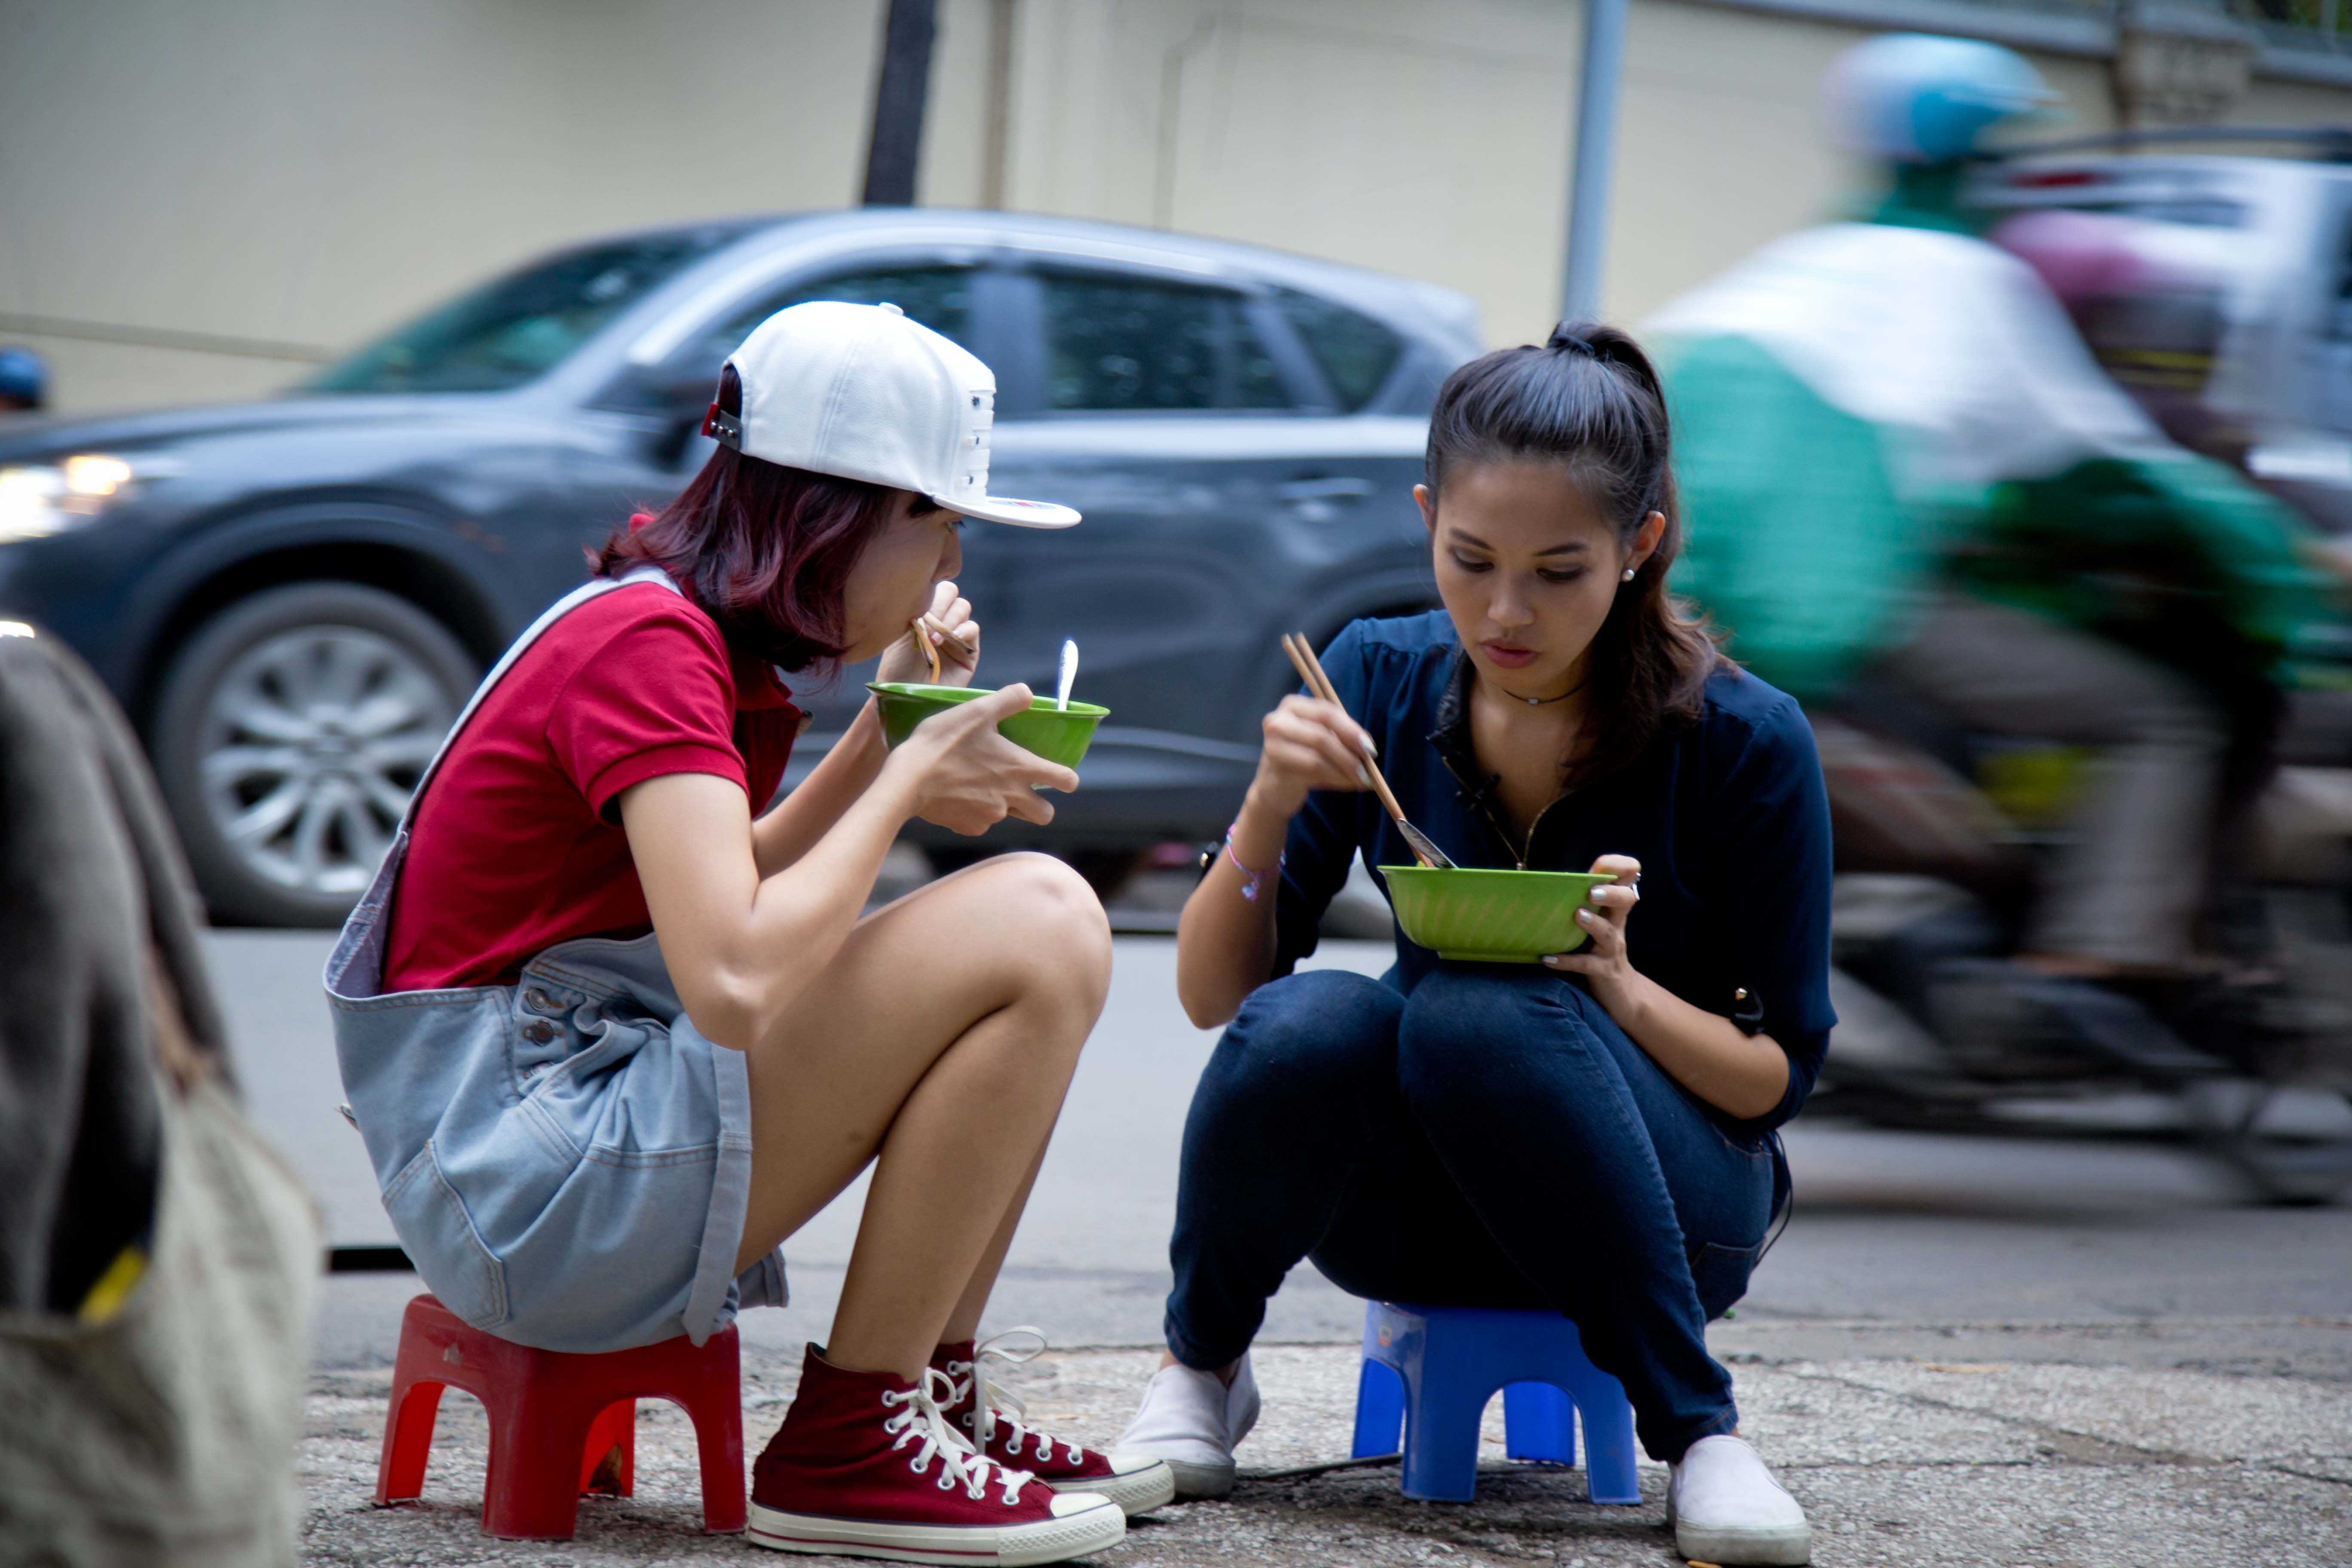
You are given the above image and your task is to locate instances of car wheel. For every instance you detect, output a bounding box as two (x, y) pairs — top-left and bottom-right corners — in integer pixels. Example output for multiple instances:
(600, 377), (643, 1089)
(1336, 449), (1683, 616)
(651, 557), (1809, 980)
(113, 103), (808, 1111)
(152, 582), (478, 926)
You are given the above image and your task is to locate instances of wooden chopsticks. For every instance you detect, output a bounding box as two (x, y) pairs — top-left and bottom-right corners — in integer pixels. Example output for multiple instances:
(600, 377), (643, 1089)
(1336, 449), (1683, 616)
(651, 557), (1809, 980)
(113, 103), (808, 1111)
(912, 616), (943, 684)
(1281, 632), (1433, 868)
(912, 613), (980, 686)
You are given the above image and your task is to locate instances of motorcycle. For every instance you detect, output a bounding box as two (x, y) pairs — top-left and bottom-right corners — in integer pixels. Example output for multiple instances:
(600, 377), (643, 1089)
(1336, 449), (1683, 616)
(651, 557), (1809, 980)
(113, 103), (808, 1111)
(1807, 678), (2352, 1204)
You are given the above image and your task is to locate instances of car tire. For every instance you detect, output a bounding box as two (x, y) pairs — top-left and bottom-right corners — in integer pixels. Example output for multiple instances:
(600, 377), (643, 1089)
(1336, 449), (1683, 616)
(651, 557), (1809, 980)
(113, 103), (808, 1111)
(151, 582), (479, 927)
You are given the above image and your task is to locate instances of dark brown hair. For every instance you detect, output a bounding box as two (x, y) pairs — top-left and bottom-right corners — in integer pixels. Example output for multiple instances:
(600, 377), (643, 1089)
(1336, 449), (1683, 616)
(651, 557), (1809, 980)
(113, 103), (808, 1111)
(592, 365), (932, 671)
(1424, 321), (1724, 788)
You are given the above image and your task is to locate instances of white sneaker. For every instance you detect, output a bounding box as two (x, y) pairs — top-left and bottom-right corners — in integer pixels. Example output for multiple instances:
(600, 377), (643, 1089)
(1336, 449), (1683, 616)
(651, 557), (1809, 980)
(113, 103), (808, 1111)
(1666, 1434), (1811, 1565)
(1112, 1354), (1260, 1500)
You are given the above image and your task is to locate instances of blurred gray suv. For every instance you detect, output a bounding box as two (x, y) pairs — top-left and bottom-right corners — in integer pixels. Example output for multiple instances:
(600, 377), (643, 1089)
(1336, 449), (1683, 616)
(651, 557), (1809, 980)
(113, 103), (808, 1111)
(0, 209), (1479, 924)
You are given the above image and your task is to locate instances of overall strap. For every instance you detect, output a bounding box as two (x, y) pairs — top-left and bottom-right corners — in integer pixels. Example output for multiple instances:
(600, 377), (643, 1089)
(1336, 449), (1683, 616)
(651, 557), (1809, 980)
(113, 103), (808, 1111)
(398, 566), (683, 830)
(323, 565), (687, 1004)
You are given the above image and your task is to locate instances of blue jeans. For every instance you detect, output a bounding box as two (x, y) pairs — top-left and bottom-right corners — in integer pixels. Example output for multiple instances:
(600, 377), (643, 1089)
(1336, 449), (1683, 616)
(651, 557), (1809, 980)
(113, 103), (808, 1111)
(1164, 967), (1781, 1461)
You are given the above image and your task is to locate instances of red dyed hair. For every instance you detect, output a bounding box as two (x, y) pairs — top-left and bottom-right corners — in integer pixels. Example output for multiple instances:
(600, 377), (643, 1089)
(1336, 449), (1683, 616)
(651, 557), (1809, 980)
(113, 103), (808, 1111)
(591, 365), (927, 671)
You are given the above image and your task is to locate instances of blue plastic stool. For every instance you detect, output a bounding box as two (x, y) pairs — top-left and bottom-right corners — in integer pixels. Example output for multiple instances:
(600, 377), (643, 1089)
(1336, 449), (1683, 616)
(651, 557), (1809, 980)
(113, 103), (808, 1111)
(1349, 1301), (1641, 1504)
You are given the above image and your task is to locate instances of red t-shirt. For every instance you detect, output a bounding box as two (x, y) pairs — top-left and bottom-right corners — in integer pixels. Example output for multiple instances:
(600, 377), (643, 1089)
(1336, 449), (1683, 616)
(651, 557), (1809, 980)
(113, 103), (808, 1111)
(381, 581), (802, 990)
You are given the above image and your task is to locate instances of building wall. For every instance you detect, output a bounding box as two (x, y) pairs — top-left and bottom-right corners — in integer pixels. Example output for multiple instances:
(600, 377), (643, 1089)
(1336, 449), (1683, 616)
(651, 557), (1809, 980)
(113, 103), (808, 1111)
(5, 0), (2352, 413)
(0, 0), (888, 410)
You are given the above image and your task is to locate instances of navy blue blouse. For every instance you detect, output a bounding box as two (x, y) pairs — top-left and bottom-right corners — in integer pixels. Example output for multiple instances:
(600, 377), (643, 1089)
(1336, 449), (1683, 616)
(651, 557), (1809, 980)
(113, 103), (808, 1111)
(1271, 612), (1836, 1131)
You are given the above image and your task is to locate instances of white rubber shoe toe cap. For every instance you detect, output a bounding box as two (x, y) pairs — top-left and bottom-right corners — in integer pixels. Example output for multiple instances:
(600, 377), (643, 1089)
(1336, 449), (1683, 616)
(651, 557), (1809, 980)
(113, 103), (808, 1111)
(1114, 1355), (1260, 1500)
(1667, 1435), (1811, 1565)
(1044, 1453), (1178, 1515)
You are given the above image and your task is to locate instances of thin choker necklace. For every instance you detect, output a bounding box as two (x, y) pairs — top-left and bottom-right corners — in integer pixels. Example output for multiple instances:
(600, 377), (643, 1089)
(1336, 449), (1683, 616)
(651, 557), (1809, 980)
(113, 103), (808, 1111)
(1499, 673), (1589, 707)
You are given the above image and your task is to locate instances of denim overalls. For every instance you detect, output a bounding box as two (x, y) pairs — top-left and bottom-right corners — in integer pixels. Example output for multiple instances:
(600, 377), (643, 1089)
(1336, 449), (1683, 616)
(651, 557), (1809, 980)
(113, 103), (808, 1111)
(325, 569), (787, 1352)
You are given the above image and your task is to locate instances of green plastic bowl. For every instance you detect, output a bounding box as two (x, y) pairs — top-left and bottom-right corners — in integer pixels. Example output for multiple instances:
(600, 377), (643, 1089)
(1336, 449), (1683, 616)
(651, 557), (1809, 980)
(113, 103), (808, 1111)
(1378, 864), (1617, 963)
(867, 683), (1109, 770)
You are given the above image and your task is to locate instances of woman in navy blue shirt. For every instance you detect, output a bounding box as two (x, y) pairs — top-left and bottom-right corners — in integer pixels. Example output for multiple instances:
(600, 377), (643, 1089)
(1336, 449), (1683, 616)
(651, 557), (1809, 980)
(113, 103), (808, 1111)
(1115, 324), (1831, 1566)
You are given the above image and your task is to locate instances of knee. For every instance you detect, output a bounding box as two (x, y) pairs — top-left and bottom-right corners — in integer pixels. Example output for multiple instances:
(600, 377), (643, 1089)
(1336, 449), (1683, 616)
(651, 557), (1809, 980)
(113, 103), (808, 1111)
(971, 851), (1113, 1008)
(1398, 968), (1602, 1093)
(1211, 969), (1401, 1101)
(1400, 968), (1559, 1053)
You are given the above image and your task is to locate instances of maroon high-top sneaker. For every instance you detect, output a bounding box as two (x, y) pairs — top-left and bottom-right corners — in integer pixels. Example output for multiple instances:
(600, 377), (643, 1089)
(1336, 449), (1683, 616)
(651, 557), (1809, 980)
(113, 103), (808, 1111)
(749, 1345), (1124, 1564)
(935, 1332), (1177, 1517)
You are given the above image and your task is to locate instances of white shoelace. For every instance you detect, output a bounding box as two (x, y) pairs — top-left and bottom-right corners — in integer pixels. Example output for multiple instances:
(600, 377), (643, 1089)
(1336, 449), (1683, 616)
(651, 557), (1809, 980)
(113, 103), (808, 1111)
(881, 1368), (1036, 1504)
(945, 1327), (1086, 1466)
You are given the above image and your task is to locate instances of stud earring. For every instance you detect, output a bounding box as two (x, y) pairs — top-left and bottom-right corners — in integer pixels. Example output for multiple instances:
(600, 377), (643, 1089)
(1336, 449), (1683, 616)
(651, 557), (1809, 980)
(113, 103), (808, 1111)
(1620, 567), (1637, 582)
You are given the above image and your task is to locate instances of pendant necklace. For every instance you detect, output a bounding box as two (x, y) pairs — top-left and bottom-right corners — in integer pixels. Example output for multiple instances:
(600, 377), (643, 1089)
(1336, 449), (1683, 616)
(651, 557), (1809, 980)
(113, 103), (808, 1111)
(1506, 673), (1589, 707)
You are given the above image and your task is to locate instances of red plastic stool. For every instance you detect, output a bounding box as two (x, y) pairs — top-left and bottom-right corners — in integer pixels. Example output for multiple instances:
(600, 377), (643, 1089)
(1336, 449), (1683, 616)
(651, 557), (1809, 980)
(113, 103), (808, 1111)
(375, 1294), (747, 1539)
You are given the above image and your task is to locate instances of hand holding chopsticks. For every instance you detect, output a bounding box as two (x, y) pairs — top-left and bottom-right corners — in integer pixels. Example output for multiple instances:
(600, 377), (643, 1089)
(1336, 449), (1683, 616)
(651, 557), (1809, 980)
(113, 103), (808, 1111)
(894, 581), (980, 688)
(1280, 633), (1455, 870)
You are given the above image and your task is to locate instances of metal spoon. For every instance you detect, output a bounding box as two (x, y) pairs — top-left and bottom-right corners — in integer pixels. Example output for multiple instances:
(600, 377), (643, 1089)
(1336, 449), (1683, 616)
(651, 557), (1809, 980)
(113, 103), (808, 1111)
(1056, 638), (1078, 711)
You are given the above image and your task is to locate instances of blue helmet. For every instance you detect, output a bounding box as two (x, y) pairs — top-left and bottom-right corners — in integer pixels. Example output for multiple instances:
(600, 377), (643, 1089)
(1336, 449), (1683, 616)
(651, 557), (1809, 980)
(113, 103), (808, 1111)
(0, 346), (46, 407)
(1828, 33), (2057, 164)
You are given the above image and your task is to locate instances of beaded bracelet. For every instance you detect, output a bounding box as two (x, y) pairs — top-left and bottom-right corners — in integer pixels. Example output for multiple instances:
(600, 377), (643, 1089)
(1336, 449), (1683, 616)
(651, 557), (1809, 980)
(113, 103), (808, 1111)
(1222, 822), (1282, 903)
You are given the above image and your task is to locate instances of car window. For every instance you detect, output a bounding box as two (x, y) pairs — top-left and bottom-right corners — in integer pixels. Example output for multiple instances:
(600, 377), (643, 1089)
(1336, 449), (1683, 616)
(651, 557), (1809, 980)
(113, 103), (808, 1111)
(1995, 172), (2248, 233)
(1272, 288), (1403, 411)
(1233, 306), (1290, 409)
(705, 266), (976, 362)
(1040, 273), (1292, 413)
(309, 230), (741, 394)
(601, 265), (980, 413)
(2329, 218), (2352, 342)
(2065, 197), (2246, 229)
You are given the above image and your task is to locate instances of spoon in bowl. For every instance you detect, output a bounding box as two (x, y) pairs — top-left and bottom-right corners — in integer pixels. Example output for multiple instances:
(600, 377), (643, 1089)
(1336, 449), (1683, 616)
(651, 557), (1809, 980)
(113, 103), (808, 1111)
(1056, 638), (1079, 711)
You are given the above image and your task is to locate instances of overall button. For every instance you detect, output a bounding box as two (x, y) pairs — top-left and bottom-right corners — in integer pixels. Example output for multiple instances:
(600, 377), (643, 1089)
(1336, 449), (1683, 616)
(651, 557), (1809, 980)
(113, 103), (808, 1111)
(519, 1019), (557, 1045)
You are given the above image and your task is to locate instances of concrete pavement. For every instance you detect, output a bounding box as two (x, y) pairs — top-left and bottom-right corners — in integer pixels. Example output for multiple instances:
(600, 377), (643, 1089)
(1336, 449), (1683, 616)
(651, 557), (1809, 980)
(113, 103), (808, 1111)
(298, 1323), (2352, 1565)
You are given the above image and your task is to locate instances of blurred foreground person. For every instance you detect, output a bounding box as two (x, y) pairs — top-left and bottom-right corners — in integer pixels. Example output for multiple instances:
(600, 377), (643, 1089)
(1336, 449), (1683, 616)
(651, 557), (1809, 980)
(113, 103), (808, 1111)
(1117, 326), (1825, 1566)
(0, 624), (318, 1565)
(1650, 33), (2337, 981)
(0, 346), (45, 414)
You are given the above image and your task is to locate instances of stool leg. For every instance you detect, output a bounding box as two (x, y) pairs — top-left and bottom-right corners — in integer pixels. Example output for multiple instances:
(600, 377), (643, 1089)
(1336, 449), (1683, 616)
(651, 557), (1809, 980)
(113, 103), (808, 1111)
(1397, 1363), (1488, 1504)
(1568, 1376), (1640, 1505)
(1351, 1358), (1406, 1459)
(1503, 1382), (1577, 1466)
(376, 1379), (446, 1504)
(579, 1400), (635, 1497)
(685, 1394), (748, 1533)
(482, 1387), (596, 1540)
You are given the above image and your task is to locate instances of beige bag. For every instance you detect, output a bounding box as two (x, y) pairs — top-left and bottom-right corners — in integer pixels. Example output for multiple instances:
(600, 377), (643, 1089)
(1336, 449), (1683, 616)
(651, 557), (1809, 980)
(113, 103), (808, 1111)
(0, 1041), (320, 1566)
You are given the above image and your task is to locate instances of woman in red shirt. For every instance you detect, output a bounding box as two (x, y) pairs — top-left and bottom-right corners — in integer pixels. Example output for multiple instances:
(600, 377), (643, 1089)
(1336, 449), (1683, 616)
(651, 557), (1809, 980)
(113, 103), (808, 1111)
(330, 302), (1166, 1562)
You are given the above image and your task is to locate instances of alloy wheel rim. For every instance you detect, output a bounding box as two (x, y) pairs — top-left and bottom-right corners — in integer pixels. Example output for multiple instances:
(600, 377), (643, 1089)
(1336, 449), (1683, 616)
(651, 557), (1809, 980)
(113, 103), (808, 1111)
(194, 626), (456, 898)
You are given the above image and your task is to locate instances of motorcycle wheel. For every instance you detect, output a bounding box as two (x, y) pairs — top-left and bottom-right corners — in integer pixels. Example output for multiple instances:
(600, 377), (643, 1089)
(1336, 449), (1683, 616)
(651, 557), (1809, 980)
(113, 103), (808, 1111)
(2186, 1078), (2352, 1205)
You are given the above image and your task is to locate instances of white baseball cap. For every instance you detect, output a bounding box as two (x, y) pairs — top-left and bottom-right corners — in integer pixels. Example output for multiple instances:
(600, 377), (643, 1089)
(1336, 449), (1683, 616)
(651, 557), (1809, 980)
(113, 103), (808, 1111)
(704, 300), (1080, 529)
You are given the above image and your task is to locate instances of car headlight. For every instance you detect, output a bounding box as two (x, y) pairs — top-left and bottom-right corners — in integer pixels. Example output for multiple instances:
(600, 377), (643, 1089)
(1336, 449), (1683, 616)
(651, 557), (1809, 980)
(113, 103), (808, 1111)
(0, 454), (148, 543)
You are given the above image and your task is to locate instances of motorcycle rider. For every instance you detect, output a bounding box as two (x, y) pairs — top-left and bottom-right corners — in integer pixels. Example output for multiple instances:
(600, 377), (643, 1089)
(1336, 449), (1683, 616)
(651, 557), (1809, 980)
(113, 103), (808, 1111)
(1646, 32), (2338, 983)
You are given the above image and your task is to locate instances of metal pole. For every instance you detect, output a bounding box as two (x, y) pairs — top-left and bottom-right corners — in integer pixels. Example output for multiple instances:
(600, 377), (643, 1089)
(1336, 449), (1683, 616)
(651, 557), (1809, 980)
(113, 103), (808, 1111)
(1561, 0), (1630, 323)
(863, 0), (939, 206)
(981, 0), (1017, 209)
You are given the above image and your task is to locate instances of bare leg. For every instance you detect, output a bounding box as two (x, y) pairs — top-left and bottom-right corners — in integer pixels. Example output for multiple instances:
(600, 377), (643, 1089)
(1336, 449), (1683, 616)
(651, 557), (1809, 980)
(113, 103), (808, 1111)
(727, 852), (1112, 1379)
(943, 1140), (1050, 1345)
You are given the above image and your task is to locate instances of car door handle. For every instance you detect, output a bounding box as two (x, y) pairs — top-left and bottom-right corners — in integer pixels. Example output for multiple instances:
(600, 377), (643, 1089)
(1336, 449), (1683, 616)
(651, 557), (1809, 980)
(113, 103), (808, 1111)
(1276, 476), (1377, 503)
